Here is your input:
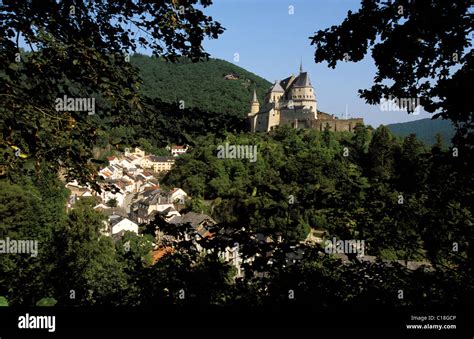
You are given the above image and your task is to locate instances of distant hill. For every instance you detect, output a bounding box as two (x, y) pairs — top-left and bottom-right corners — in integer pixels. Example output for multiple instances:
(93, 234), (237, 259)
(131, 54), (272, 118)
(386, 118), (455, 146)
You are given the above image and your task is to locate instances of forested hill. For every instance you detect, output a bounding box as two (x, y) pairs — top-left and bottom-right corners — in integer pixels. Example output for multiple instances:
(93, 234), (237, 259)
(386, 118), (456, 146)
(131, 54), (272, 118)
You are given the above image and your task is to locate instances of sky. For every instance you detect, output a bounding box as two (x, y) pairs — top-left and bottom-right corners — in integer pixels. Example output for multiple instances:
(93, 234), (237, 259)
(201, 0), (433, 127)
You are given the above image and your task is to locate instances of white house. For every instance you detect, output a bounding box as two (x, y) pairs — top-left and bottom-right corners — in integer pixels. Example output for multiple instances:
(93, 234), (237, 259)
(107, 156), (120, 166)
(119, 158), (136, 171)
(170, 188), (187, 204)
(170, 145), (188, 157)
(125, 147), (145, 158)
(220, 244), (244, 278)
(130, 189), (174, 224)
(102, 165), (123, 180)
(101, 188), (125, 207)
(108, 215), (139, 235)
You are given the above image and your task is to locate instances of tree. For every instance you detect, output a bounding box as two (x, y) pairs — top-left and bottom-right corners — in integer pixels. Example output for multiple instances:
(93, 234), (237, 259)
(310, 0), (473, 145)
(50, 201), (128, 305)
(366, 126), (396, 182)
(432, 133), (444, 153)
(350, 123), (370, 164)
(322, 123), (332, 147)
(0, 177), (63, 305)
(106, 198), (118, 208)
(1, 0), (224, 186)
(396, 134), (426, 192)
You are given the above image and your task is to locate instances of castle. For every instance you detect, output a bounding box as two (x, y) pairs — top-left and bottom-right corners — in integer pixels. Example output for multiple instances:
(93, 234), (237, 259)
(248, 63), (363, 132)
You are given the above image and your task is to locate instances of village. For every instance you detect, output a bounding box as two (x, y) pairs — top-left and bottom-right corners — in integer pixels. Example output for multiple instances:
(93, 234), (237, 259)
(64, 143), (432, 279)
(64, 144), (245, 276)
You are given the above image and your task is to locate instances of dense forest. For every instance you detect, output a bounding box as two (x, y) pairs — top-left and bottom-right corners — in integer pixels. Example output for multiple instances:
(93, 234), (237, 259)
(0, 0), (472, 330)
(131, 54), (272, 118)
(387, 118), (455, 146)
(1, 125), (472, 312)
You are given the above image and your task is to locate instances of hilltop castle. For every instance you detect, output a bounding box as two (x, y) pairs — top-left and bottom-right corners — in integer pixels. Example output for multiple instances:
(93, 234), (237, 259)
(248, 63), (363, 132)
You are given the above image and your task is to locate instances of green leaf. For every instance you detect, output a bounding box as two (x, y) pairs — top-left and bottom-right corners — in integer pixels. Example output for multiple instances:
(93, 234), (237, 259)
(36, 298), (57, 307)
(0, 296), (9, 306)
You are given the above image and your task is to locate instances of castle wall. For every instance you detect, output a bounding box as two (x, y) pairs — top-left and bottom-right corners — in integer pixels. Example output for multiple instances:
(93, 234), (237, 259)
(267, 108), (280, 131)
(312, 118), (364, 132)
(247, 69), (363, 133)
(280, 108), (314, 121)
(253, 112), (268, 132)
(253, 108), (281, 132)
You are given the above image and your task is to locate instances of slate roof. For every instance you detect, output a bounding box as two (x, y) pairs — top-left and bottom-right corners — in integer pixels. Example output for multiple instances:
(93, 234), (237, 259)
(279, 75), (295, 91)
(169, 212), (216, 237)
(293, 72), (312, 87)
(109, 215), (126, 227)
(149, 156), (175, 162)
(252, 89), (258, 102)
(270, 81), (284, 92)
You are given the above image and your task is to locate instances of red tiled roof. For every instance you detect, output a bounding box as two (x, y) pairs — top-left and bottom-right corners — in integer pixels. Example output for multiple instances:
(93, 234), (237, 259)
(152, 247), (174, 264)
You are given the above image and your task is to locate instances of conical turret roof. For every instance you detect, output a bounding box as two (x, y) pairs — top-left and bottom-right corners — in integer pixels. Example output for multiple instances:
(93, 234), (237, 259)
(293, 72), (312, 87)
(251, 89), (258, 102)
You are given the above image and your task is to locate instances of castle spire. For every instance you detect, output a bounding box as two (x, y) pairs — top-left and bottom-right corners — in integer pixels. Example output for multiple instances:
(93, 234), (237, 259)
(252, 89), (258, 102)
(299, 59), (303, 73)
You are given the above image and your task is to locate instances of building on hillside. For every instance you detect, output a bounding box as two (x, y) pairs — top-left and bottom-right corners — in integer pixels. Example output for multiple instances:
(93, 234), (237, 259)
(170, 188), (187, 204)
(169, 212), (216, 240)
(129, 189), (174, 224)
(141, 156), (175, 173)
(125, 147), (146, 158)
(99, 165), (123, 180)
(304, 228), (328, 245)
(169, 145), (189, 157)
(168, 212), (244, 277)
(65, 181), (97, 208)
(247, 62), (363, 132)
(151, 156), (175, 172)
(106, 215), (139, 236)
(224, 73), (240, 80)
(101, 186), (125, 207)
(107, 156), (120, 166)
(149, 206), (181, 225)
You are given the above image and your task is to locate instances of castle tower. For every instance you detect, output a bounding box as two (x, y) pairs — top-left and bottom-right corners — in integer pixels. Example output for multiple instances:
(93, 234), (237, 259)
(247, 89), (260, 132)
(291, 62), (317, 118)
(249, 89), (260, 115)
(267, 81), (284, 103)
